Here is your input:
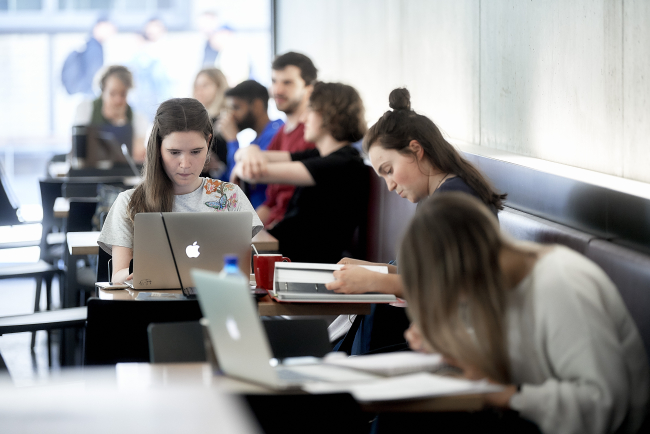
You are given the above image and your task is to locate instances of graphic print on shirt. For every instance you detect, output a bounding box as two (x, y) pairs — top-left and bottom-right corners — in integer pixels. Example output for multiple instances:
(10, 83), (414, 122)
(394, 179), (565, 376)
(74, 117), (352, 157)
(204, 178), (238, 211)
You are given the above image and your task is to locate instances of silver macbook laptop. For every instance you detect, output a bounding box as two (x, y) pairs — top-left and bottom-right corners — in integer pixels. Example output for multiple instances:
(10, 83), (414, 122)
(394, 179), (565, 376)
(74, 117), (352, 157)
(132, 212), (252, 291)
(191, 268), (378, 390)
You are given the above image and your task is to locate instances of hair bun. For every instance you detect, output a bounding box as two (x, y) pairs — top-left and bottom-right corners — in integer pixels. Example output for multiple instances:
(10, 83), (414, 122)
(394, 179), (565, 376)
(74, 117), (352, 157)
(388, 88), (411, 111)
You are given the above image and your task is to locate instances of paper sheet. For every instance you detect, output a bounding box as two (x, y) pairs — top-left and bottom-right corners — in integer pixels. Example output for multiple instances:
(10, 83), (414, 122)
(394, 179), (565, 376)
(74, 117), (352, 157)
(323, 352), (445, 376)
(302, 372), (502, 402)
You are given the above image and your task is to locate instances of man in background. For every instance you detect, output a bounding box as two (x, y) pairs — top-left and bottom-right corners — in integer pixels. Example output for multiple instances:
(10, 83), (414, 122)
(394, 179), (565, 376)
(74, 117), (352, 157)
(254, 52), (317, 228)
(219, 80), (284, 208)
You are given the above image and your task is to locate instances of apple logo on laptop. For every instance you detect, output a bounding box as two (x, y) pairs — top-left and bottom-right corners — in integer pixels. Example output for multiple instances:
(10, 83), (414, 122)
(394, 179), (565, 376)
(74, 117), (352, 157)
(226, 315), (241, 341)
(186, 241), (200, 258)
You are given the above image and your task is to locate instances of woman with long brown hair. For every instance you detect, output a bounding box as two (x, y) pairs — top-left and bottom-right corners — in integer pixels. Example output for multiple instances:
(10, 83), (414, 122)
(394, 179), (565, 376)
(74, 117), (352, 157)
(98, 98), (262, 283)
(326, 88), (505, 355)
(399, 192), (648, 434)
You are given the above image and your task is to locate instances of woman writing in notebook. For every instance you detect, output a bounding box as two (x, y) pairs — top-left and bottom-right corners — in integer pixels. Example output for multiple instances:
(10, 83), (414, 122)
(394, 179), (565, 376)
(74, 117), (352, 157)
(325, 88), (506, 354)
(98, 98), (262, 283)
(397, 193), (649, 434)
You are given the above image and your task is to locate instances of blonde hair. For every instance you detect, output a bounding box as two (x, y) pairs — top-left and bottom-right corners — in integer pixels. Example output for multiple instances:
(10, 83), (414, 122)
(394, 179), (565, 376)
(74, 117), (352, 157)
(399, 192), (511, 383)
(193, 68), (229, 118)
(128, 98), (213, 221)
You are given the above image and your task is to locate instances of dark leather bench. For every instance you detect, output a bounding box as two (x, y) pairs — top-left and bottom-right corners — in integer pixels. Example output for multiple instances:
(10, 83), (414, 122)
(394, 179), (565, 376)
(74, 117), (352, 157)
(498, 207), (650, 359)
(499, 207), (596, 254)
(585, 240), (650, 358)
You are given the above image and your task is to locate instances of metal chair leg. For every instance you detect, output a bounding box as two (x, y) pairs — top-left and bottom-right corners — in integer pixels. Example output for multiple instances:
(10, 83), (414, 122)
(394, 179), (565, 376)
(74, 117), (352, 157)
(45, 275), (53, 311)
(31, 277), (43, 350)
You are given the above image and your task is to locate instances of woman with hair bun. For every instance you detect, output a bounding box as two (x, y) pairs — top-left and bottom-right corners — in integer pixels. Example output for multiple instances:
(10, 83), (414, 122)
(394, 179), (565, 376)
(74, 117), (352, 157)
(98, 98), (262, 283)
(327, 88), (506, 355)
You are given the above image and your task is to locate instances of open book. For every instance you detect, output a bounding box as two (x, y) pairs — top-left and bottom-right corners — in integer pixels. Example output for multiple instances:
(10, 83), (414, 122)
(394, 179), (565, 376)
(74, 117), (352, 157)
(270, 262), (397, 303)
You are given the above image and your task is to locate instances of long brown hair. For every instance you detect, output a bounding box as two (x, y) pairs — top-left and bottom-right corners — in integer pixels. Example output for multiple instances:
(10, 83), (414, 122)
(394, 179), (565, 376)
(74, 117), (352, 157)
(364, 88), (506, 209)
(128, 98), (213, 222)
(399, 192), (511, 383)
(309, 82), (366, 143)
(193, 68), (228, 118)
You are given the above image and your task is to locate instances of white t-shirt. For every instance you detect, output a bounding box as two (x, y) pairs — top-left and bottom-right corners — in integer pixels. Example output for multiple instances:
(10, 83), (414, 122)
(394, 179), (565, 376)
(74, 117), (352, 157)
(507, 245), (649, 434)
(98, 178), (263, 254)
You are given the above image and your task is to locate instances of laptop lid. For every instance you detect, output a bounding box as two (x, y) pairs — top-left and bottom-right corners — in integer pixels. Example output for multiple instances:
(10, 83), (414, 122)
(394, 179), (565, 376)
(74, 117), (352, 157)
(191, 268), (282, 388)
(133, 212), (252, 290)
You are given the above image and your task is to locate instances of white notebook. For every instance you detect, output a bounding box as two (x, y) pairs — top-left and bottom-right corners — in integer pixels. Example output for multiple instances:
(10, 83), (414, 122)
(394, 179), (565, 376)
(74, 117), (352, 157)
(302, 372), (503, 402)
(323, 352), (445, 377)
(270, 262), (397, 303)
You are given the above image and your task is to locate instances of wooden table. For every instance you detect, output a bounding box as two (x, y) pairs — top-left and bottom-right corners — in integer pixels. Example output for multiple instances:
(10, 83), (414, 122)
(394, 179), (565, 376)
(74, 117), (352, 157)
(53, 196), (69, 218)
(0, 364), (259, 433)
(98, 289), (372, 316)
(0, 362), (485, 432)
(112, 363), (485, 412)
(67, 229), (279, 255)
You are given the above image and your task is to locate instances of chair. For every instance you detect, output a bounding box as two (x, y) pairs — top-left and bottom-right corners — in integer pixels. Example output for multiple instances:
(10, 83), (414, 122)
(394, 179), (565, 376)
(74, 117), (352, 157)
(147, 321), (207, 363)
(146, 318), (332, 364)
(262, 318), (332, 360)
(96, 247), (112, 283)
(63, 198), (99, 307)
(0, 307), (87, 366)
(0, 349), (8, 373)
(0, 164), (64, 350)
(0, 161), (39, 249)
(38, 179), (65, 267)
(0, 160), (23, 228)
(84, 298), (203, 365)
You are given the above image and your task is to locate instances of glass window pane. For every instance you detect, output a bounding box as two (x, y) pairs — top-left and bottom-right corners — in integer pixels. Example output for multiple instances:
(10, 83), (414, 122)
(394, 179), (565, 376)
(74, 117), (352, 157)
(64, 0), (113, 10)
(123, 0), (147, 11)
(16, 0), (42, 10)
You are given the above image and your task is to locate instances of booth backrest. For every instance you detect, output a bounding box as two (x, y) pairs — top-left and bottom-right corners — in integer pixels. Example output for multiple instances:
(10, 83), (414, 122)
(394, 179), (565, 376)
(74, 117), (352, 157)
(585, 240), (650, 358)
(498, 207), (650, 359)
(365, 172), (417, 263)
(499, 207), (596, 254)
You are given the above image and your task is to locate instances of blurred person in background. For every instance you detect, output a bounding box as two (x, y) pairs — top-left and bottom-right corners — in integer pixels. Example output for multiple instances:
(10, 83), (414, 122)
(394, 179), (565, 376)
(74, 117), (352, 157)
(73, 65), (148, 162)
(250, 52), (317, 228)
(210, 25), (251, 87)
(233, 82), (369, 264)
(193, 67), (230, 179)
(197, 10), (221, 67)
(61, 16), (116, 96)
(219, 80), (284, 208)
(128, 17), (173, 122)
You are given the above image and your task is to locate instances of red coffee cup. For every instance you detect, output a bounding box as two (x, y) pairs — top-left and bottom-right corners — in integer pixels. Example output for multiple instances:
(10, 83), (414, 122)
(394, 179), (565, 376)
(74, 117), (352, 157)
(254, 254), (291, 290)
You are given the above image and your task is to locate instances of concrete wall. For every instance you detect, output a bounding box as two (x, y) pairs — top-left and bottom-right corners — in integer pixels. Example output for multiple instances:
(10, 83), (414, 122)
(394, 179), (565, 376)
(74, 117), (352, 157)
(275, 0), (650, 183)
